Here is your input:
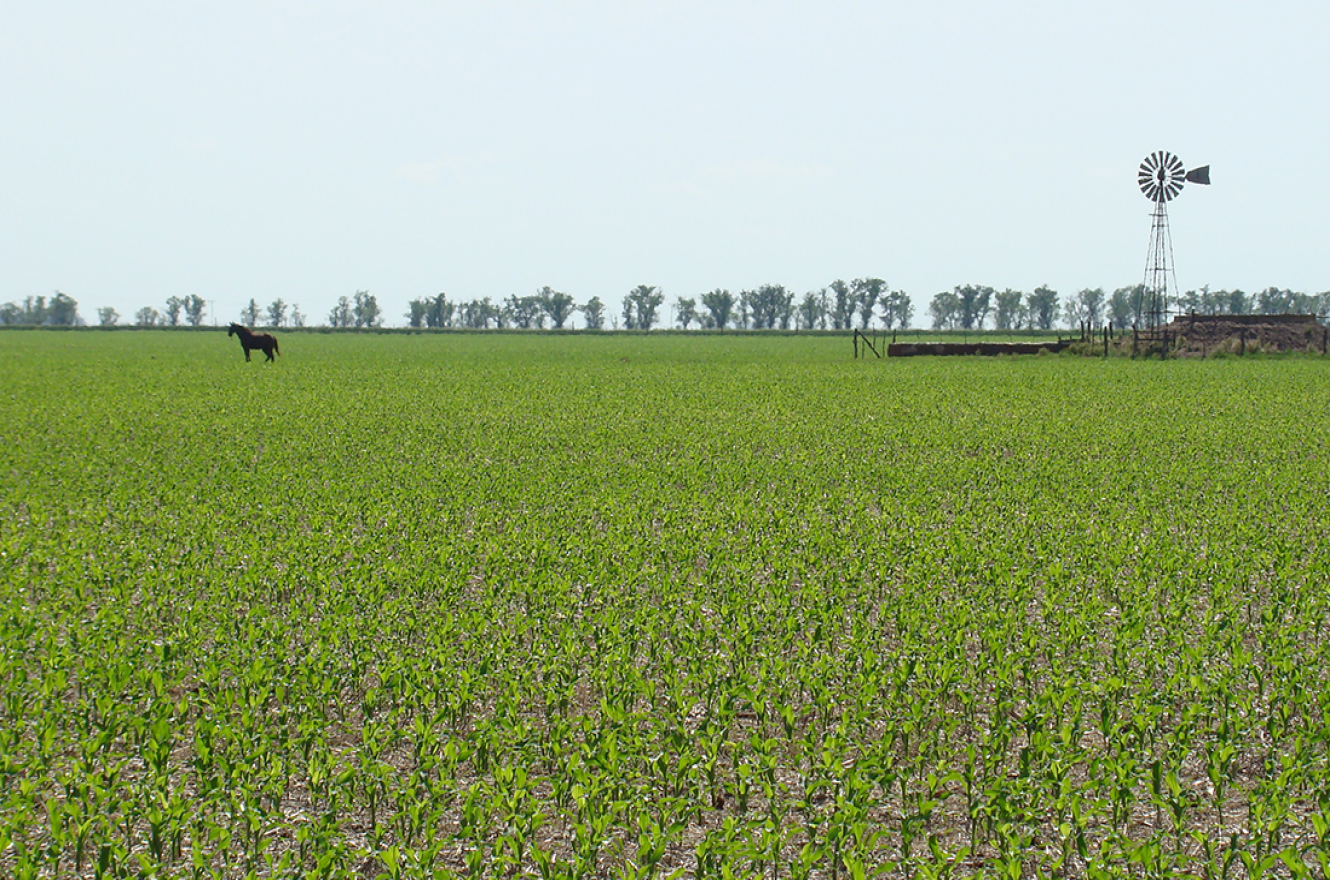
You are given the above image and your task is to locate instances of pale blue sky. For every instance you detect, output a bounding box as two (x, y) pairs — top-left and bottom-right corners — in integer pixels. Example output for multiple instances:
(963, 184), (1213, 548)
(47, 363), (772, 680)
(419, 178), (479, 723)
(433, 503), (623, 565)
(2, 1), (1327, 326)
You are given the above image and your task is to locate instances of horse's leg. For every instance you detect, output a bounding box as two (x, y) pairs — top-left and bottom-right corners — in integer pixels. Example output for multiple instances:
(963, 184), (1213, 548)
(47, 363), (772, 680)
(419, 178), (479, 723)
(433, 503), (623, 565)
(244, 344), (252, 362)
(265, 344), (274, 362)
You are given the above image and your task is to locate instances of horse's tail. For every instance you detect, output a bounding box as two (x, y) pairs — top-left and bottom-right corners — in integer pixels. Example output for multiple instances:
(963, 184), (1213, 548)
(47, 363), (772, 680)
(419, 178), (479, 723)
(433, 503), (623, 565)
(273, 336), (280, 356)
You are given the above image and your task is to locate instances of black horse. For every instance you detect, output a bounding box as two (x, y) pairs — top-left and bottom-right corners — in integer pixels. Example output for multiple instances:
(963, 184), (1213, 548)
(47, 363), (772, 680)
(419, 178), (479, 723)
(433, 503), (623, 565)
(228, 323), (280, 362)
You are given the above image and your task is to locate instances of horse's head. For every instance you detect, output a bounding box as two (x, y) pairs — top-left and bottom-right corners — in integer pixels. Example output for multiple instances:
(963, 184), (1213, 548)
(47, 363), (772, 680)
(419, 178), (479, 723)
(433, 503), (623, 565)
(228, 323), (239, 336)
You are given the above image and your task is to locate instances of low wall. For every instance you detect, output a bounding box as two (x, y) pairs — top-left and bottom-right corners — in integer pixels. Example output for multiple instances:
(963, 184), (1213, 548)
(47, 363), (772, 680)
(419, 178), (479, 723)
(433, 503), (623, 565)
(887, 341), (1072, 357)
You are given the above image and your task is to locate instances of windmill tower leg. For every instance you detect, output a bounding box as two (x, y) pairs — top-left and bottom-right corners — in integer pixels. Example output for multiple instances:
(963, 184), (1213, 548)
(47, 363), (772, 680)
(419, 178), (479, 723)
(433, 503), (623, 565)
(1142, 198), (1179, 344)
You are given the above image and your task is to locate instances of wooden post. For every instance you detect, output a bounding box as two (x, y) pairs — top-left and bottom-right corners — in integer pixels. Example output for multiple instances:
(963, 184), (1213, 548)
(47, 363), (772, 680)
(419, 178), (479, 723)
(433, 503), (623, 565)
(1103, 324), (1108, 358)
(1240, 330), (1245, 356)
(853, 329), (881, 358)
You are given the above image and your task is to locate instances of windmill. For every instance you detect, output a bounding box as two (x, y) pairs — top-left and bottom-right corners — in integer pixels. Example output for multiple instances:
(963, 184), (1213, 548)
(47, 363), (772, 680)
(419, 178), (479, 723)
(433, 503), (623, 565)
(1138, 151), (1209, 335)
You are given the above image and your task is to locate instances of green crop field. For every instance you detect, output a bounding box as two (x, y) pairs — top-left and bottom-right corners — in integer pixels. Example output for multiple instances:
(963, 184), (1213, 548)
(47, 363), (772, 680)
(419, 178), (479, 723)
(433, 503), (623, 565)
(2, 330), (1330, 879)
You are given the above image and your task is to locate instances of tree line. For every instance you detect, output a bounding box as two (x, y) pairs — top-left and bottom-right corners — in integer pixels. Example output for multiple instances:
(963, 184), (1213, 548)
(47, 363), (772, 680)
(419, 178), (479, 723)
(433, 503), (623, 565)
(397, 280), (914, 331)
(0, 293), (83, 327)
(407, 281), (1330, 331)
(927, 285), (1330, 332)
(4, 283), (1328, 331)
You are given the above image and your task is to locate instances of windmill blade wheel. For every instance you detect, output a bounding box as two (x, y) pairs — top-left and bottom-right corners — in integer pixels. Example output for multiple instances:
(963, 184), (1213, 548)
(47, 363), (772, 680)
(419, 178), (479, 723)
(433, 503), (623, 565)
(1138, 151), (1187, 202)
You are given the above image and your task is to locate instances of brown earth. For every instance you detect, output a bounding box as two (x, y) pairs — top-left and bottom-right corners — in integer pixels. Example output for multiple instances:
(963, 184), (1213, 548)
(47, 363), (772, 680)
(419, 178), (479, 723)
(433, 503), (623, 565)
(1165, 313), (1329, 356)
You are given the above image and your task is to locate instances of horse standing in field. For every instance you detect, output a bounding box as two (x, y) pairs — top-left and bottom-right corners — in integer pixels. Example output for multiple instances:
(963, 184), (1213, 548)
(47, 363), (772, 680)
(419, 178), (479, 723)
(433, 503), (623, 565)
(228, 323), (280, 362)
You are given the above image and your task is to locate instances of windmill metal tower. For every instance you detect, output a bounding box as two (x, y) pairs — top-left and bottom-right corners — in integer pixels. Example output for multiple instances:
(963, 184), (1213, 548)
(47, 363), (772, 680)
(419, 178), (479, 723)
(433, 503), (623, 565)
(1138, 151), (1209, 334)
